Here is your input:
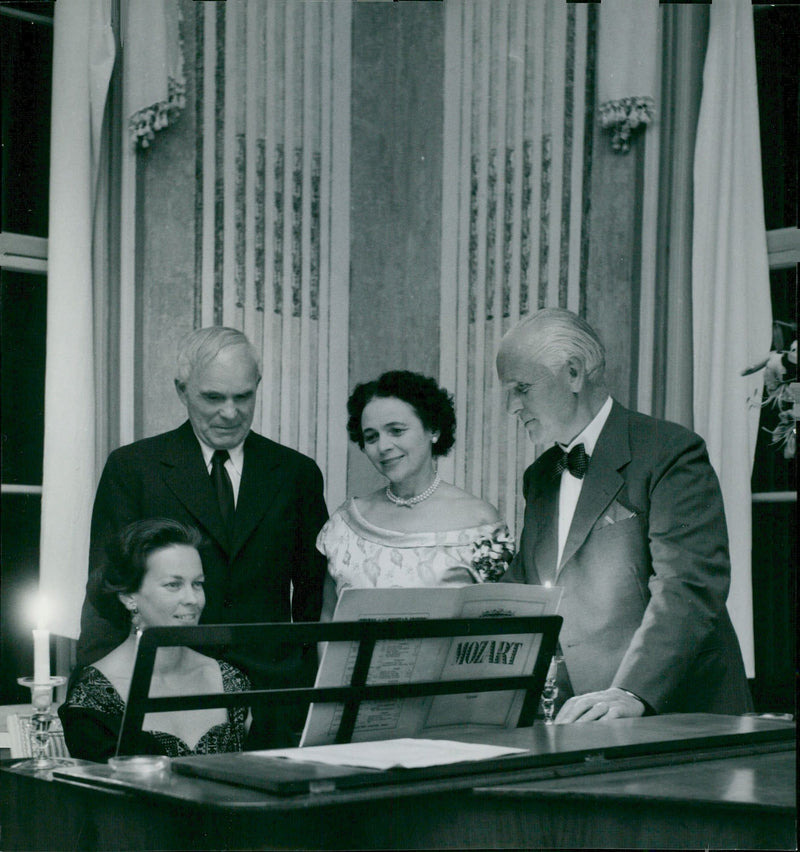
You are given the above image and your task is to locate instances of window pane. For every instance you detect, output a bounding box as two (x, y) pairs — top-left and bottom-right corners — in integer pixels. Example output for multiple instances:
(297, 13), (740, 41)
(754, 6), (799, 231)
(0, 494), (43, 704)
(751, 501), (797, 715)
(750, 267), (797, 494)
(0, 10), (53, 237)
(1, 270), (47, 485)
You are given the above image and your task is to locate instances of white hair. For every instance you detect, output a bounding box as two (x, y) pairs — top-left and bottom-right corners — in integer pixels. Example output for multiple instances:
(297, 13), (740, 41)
(499, 308), (606, 380)
(175, 327), (262, 385)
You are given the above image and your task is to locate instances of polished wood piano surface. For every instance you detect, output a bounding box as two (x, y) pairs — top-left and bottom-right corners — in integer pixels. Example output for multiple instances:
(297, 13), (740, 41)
(1, 714), (794, 850)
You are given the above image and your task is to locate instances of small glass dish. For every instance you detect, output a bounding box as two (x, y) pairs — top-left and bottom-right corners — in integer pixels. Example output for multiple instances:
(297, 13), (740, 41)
(108, 755), (170, 776)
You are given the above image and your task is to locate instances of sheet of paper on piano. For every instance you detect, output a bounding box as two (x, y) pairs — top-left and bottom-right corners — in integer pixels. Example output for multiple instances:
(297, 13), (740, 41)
(259, 737), (528, 769)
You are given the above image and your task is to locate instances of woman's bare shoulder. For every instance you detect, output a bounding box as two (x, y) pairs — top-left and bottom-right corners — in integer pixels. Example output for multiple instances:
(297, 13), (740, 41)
(352, 487), (387, 507)
(351, 488), (389, 519)
(92, 644), (132, 679)
(436, 483), (500, 526)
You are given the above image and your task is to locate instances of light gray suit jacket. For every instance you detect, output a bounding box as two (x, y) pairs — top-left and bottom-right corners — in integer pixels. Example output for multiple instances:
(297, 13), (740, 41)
(504, 401), (752, 715)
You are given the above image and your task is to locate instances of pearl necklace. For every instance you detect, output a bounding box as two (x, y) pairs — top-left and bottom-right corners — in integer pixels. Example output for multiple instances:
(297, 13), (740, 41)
(385, 472), (441, 508)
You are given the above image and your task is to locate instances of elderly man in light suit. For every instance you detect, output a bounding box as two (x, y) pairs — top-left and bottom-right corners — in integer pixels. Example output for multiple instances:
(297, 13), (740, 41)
(497, 308), (752, 722)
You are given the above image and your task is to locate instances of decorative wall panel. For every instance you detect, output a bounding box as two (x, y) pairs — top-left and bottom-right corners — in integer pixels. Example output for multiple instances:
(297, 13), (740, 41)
(439, 0), (596, 536)
(192, 0), (351, 508)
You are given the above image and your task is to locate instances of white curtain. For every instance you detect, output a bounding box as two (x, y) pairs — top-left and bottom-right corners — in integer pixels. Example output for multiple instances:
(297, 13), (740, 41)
(39, 0), (116, 639)
(692, 0), (772, 676)
(639, 4), (708, 428)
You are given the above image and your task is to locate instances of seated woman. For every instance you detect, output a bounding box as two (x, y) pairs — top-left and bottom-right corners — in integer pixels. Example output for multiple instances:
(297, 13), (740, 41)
(318, 370), (515, 619)
(59, 518), (250, 762)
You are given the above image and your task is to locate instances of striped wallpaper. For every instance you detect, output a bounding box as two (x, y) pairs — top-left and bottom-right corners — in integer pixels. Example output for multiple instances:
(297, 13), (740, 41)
(191, 0), (351, 510)
(185, 0), (595, 523)
(439, 0), (597, 535)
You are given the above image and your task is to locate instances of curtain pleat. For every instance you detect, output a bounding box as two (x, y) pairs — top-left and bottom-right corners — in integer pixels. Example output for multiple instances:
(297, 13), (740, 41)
(440, 0), (593, 537)
(648, 6), (708, 428)
(692, 0), (772, 676)
(40, 0), (116, 639)
(193, 0), (350, 509)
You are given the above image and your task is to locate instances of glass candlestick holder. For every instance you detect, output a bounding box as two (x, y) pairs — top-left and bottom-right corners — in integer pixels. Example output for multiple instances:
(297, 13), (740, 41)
(13, 676), (73, 773)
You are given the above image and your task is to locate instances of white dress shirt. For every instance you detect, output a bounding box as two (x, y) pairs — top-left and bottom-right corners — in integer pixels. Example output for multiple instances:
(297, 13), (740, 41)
(556, 395), (613, 571)
(198, 439), (244, 507)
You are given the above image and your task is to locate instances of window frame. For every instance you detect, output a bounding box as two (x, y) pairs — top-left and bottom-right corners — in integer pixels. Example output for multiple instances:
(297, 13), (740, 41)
(0, 232), (48, 497)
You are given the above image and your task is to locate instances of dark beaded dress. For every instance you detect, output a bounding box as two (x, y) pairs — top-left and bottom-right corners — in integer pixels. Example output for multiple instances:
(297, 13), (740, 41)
(59, 660), (250, 762)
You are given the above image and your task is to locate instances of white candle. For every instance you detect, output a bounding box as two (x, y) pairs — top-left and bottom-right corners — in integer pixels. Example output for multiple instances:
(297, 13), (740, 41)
(33, 628), (50, 684)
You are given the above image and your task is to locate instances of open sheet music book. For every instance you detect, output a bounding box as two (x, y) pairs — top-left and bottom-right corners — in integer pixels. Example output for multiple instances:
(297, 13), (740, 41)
(300, 583), (562, 746)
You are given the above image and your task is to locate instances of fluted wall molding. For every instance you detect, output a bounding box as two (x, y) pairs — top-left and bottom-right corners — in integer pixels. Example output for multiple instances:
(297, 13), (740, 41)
(439, 0), (596, 536)
(192, 0), (351, 509)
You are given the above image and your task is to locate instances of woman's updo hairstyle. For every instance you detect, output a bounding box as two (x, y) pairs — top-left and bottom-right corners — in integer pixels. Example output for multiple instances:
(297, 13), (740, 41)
(346, 370), (456, 457)
(89, 518), (205, 628)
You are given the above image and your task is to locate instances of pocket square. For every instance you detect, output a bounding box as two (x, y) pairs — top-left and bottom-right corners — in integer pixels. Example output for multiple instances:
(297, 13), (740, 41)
(595, 500), (638, 531)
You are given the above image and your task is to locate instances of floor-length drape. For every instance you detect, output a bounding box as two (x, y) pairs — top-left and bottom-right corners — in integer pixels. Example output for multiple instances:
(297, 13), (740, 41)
(645, 5), (709, 428)
(692, 0), (772, 676)
(39, 0), (116, 639)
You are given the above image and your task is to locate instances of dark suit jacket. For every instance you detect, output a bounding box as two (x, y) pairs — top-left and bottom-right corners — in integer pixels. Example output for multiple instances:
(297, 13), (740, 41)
(76, 421), (328, 745)
(504, 401), (752, 715)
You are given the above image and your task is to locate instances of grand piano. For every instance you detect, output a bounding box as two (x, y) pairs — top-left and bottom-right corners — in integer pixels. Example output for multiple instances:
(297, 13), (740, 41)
(1, 713), (794, 850)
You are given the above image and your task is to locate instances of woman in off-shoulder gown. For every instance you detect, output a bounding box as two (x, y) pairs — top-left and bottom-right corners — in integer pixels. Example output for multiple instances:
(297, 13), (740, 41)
(59, 518), (250, 762)
(318, 371), (515, 619)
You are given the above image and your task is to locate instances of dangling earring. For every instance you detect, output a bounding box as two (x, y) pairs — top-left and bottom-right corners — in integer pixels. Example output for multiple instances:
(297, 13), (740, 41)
(129, 604), (143, 638)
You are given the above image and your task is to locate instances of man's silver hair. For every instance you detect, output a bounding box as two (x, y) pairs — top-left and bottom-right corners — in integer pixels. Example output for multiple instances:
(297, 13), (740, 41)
(502, 307), (606, 381)
(175, 327), (262, 385)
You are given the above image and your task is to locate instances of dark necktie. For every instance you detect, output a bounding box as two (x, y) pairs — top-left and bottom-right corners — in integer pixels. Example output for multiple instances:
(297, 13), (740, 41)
(211, 449), (235, 537)
(552, 443), (590, 479)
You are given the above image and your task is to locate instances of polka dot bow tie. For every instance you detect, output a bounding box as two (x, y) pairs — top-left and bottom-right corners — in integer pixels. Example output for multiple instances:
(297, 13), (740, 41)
(552, 443), (590, 479)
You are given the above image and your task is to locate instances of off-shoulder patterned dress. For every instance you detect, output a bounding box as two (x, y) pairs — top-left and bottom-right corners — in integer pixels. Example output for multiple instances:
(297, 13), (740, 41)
(317, 498), (515, 595)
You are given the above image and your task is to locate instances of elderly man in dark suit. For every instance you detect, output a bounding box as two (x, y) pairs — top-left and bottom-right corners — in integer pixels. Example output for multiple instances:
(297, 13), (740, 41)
(497, 308), (752, 722)
(76, 327), (328, 746)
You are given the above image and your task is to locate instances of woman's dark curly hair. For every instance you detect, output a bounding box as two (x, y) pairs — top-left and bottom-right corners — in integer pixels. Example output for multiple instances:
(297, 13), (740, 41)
(346, 370), (456, 457)
(88, 518), (205, 629)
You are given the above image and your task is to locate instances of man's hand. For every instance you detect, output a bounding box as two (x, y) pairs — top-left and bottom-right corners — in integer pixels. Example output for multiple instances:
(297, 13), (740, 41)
(555, 687), (645, 724)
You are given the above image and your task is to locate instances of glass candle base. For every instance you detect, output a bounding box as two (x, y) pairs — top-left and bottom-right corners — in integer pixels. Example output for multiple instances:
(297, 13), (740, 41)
(13, 676), (77, 773)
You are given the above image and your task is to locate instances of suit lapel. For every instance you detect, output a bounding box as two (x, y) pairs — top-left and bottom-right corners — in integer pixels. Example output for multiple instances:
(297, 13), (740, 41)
(526, 449), (561, 584)
(160, 427), (287, 556)
(160, 422), (232, 550)
(532, 485), (559, 584)
(558, 402), (630, 571)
